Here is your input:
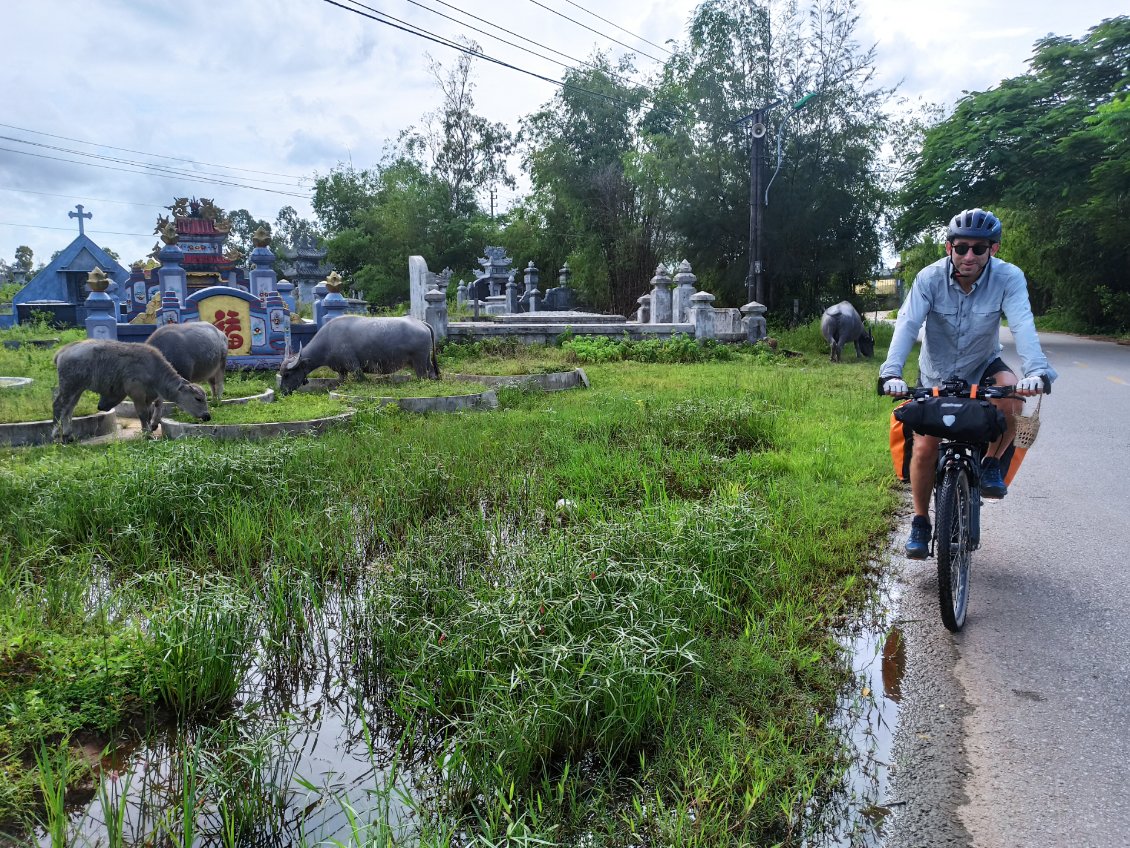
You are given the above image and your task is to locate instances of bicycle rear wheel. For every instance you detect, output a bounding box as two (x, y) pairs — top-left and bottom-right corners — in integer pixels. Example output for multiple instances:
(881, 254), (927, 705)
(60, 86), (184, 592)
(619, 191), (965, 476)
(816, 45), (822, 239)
(935, 466), (973, 631)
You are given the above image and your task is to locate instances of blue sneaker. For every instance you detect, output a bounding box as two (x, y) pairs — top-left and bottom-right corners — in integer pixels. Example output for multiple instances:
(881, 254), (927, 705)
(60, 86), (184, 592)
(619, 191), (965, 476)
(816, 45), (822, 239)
(980, 456), (1007, 499)
(905, 515), (931, 560)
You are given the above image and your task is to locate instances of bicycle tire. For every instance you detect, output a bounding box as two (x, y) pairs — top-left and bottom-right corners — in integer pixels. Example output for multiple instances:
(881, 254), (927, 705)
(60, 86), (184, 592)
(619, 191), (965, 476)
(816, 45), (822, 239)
(935, 465), (973, 631)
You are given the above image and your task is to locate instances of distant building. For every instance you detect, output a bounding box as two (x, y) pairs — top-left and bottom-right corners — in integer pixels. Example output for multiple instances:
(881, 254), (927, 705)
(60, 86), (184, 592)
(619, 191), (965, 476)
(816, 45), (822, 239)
(9, 205), (129, 327)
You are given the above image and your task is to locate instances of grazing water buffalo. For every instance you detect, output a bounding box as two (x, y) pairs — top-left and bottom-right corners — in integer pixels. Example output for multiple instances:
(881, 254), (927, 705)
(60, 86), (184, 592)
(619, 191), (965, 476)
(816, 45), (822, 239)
(52, 339), (211, 441)
(820, 301), (875, 362)
(277, 315), (439, 394)
(146, 321), (228, 401)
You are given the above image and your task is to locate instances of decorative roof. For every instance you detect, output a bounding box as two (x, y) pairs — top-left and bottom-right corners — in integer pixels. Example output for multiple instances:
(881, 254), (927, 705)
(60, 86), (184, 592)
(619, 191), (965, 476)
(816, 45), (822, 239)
(176, 217), (226, 236)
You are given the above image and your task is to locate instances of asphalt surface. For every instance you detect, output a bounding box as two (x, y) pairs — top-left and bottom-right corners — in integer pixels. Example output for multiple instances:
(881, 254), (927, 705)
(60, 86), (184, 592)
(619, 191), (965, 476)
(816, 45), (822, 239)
(881, 330), (1130, 848)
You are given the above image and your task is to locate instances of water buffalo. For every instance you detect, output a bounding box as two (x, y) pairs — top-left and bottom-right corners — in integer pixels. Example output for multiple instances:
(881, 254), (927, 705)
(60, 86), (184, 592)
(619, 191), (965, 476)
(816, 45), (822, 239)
(146, 321), (228, 402)
(278, 315), (439, 394)
(820, 301), (875, 363)
(52, 339), (211, 441)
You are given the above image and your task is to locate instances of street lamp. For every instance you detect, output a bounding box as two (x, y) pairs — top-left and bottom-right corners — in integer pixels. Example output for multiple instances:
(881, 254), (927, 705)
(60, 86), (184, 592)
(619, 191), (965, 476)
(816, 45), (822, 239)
(742, 93), (817, 307)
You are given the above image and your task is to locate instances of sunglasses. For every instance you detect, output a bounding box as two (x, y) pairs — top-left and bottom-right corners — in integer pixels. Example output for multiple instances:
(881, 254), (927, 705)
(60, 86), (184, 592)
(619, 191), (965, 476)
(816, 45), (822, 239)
(950, 242), (991, 256)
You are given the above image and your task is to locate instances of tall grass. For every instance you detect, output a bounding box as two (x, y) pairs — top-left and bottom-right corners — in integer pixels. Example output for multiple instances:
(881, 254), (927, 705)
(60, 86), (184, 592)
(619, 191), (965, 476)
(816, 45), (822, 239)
(0, 331), (899, 843)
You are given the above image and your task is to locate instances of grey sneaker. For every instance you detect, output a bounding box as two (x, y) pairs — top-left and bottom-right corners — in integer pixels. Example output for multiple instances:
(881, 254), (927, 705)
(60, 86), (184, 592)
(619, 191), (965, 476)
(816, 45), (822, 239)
(905, 515), (931, 560)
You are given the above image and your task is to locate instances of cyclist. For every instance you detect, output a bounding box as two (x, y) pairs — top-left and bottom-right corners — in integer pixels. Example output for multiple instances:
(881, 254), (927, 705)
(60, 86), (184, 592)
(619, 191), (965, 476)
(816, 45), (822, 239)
(878, 208), (1057, 559)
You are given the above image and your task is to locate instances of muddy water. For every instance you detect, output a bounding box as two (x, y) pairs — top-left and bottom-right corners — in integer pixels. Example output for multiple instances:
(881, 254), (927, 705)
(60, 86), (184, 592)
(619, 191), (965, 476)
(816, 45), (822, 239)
(807, 582), (906, 847)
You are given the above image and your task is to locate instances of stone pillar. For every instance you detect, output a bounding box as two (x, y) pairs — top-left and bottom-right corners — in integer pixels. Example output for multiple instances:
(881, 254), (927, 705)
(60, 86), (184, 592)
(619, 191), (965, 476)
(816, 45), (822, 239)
(157, 290), (182, 327)
(672, 259), (697, 323)
(456, 280), (468, 308)
(313, 280), (329, 326)
(691, 291), (716, 340)
(649, 264), (674, 324)
(409, 255), (430, 321)
(157, 243), (188, 304)
(741, 300), (768, 342)
(276, 278), (296, 312)
(505, 271), (520, 313)
(524, 261), (540, 295)
(635, 293), (651, 324)
(83, 269), (118, 340)
(249, 244), (277, 298)
(424, 288), (448, 342)
(528, 284), (543, 313)
(558, 262), (571, 289)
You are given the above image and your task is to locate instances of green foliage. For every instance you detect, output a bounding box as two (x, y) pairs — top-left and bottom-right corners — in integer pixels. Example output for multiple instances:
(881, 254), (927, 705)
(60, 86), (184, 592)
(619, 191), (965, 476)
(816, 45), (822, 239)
(896, 16), (1130, 330)
(562, 333), (739, 364)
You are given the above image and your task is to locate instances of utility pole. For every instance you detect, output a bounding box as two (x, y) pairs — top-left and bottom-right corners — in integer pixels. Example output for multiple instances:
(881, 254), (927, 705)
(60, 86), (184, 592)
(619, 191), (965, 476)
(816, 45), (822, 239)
(741, 103), (777, 306)
(741, 93), (817, 308)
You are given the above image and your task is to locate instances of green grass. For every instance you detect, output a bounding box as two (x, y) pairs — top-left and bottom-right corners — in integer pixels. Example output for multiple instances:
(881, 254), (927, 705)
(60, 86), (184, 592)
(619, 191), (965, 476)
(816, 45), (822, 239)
(0, 322), (900, 844)
(0, 328), (94, 423)
(165, 391), (349, 424)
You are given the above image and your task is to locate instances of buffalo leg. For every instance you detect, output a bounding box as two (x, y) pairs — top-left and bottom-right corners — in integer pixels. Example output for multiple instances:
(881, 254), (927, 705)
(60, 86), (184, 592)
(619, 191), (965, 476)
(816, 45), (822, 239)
(51, 384), (84, 442)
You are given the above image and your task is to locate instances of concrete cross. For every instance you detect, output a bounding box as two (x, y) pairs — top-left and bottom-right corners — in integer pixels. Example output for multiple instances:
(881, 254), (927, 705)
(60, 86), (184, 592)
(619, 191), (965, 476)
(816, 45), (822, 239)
(68, 204), (92, 236)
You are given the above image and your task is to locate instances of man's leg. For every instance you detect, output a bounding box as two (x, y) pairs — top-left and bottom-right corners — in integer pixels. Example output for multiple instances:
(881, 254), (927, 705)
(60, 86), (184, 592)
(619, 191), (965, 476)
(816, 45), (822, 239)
(906, 434), (940, 558)
(985, 366), (1020, 460)
(981, 362), (1019, 498)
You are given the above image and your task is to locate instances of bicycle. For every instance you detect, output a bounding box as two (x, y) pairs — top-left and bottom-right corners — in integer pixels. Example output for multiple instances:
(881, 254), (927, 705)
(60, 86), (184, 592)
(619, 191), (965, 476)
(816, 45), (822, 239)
(895, 377), (1016, 631)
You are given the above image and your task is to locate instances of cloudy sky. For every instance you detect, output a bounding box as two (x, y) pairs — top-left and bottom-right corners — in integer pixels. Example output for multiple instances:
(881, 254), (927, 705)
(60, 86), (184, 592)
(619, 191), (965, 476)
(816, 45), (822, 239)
(1, 0), (1124, 270)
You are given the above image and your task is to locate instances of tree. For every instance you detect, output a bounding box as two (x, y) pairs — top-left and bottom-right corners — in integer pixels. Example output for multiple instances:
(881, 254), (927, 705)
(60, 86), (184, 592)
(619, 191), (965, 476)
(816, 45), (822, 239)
(653, 0), (890, 314)
(312, 165), (383, 233)
(14, 245), (33, 273)
(895, 16), (1130, 329)
(401, 43), (516, 215)
(522, 53), (669, 316)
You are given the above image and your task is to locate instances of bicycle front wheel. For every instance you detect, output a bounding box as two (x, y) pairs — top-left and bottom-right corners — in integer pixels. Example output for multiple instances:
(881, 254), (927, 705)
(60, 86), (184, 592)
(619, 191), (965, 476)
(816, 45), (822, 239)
(935, 466), (973, 631)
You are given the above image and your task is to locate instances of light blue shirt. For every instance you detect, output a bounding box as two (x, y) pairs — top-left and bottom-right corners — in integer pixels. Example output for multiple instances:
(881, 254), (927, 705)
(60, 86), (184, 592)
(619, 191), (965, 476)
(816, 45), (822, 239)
(880, 255), (1057, 387)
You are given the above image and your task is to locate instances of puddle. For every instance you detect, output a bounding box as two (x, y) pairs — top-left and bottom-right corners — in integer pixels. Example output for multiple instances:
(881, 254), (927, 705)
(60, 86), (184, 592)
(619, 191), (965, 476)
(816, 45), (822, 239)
(805, 579), (905, 847)
(22, 593), (427, 847)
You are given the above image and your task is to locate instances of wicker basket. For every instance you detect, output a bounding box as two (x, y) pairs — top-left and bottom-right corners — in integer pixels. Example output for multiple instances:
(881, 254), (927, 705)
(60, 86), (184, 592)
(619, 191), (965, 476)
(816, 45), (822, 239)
(1013, 395), (1042, 449)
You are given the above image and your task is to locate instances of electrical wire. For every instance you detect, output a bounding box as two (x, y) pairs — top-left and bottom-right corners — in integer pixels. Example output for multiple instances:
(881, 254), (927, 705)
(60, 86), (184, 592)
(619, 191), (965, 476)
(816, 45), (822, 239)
(523, 0), (665, 63)
(0, 136), (308, 189)
(324, 0), (679, 119)
(0, 146), (310, 200)
(561, 0), (675, 57)
(399, 0), (643, 88)
(0, 122), (311, 183)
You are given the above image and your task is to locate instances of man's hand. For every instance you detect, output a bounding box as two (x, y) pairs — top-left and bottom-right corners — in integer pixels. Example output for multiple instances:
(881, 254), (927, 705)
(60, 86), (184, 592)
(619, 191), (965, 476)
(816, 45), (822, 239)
(881, 377), (909, 396)
(1017, 375), (1049, 396)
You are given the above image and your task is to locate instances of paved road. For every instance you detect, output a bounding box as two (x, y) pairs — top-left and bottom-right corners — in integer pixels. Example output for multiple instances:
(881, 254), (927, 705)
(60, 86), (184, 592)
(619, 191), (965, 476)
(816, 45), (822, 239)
(882, 331), (1130, 848)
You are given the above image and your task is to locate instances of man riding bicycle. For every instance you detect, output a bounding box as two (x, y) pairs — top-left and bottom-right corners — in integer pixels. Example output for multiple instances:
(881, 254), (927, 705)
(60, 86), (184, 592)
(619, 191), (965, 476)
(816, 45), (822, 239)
(878, 208), (1057, 559)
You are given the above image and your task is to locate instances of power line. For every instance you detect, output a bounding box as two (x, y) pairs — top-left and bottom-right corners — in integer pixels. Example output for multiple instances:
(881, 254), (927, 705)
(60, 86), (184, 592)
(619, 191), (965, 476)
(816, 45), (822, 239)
(524, 0), (665, 64)
(325, 0), (663, 116)
(0, 146), (310, 200)
(0, 122), (312, 183)
(0, 186), (169, 209)
(561, 0), (675, 57)
(0, 221), (151, 237)
(402, 0), (642, 88)
(0, 135), (308, 189)
(325, 0), (683, 121)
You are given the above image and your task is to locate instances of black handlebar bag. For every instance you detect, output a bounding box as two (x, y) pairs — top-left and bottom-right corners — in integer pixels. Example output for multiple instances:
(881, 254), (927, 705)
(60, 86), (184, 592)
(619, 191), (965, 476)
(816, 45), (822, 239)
(893, 396), (1006, 444)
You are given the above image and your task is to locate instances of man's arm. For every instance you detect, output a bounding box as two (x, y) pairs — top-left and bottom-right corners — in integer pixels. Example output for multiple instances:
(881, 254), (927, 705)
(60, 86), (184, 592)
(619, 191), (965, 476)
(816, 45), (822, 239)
(879, 273), (933, 380)
(1002, 271), (1057, 388)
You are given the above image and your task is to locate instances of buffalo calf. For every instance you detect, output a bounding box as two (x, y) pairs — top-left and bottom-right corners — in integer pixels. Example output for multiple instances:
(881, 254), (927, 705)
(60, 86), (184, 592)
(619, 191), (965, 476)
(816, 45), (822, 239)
(52, 339), (211, 441)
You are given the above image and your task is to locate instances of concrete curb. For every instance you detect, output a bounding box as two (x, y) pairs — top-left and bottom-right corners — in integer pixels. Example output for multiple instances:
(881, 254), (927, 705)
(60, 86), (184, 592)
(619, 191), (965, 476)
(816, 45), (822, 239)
(115, 388), (275, 418)
(449, 368), (589, 391)
(0, 411), (117, 447)
(328, 389), (499, 412)
(160, 410), (356, 441)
